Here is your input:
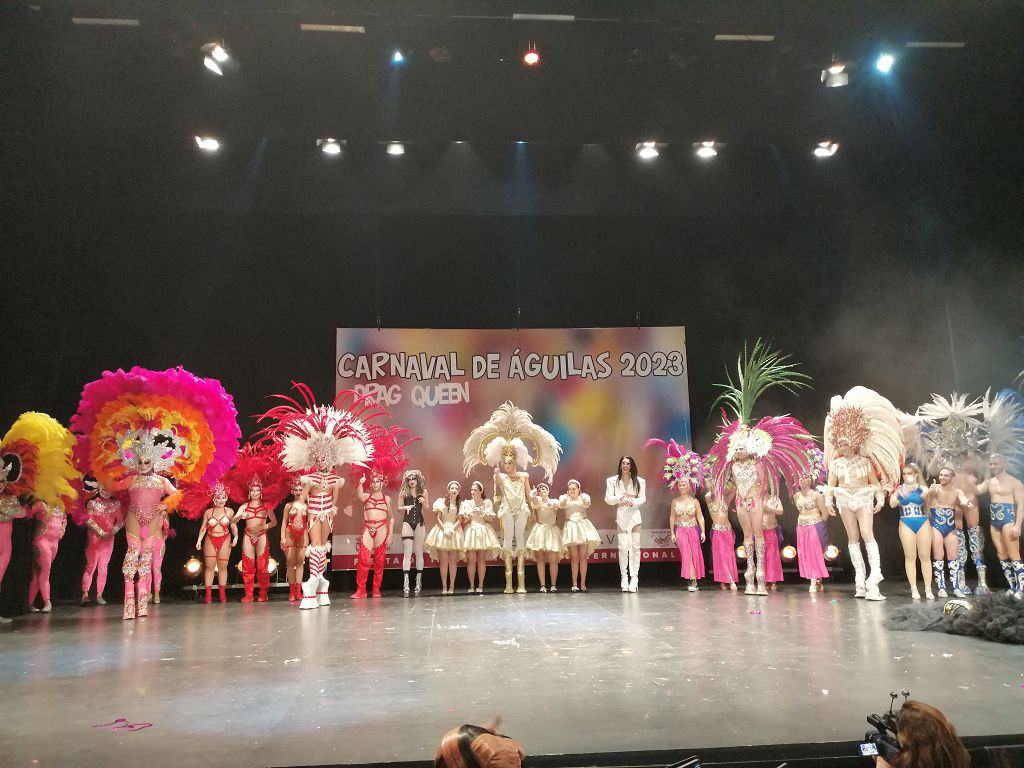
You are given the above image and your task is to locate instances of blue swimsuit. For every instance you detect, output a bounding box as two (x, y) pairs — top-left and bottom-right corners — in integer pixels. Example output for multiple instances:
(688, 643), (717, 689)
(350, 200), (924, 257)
(897, 487), (928, 534)
(990, 503), (1016, 531)
(930, 506), (956, 537)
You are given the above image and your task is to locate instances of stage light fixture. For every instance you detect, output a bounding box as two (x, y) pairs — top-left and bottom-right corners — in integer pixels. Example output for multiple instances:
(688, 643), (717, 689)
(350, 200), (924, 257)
(781, 545), (797, 561)
(736, 545), (747, 560)
(694, 140), (719, 158)
(267, 557), (279, 576)
(391, 49), (405, 65)
(813, 141), (839, 158)
(821, 58), (849, 88)
(194, 136), (221, 152)
(201, 42), (231, 76)
(876, 53), (895, 73)
(317, 138), (344, 155)
(386, 142), (406, 156)
(523, 46), (541, 66)
(824, 544), (840, 561)
(635, 141), (660, 160)
(184, 557), (202, 578)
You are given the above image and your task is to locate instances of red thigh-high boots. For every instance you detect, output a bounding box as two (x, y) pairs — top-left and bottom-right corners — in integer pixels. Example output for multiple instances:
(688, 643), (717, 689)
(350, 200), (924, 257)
(371, 541), (387, 598)
(256, 550), (270, 602)
(351, 543), (370, 599)
(219, 584), (227, 603)
(241, 555), (256, 602)
(204, 585), (212, 603)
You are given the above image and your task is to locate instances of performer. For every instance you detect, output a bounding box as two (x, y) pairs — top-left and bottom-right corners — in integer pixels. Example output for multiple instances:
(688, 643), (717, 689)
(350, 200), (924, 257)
(605, 457), (647, 593)
(707, 491), (737, 591)
(148, 507), (171, 604)
(459, 481), (499, 593)
(281, 477), (307, 601)
(526, 482), (562, 592)
(762, 495), (783, 591)
(887, 463), (933, 600)
(706, 340), (814, 596)
(399, 469), (428, 597)
(351, 473), (393, 600)
(186, 481), (237, 604)
(1, 412), (77, 623)
(425, 481), (464, 595)
(259, 384), (386, 610)
(78, 477), (123, 606)
(926, 466), (972, 598)
(560, 480), (600, 592)
(978, 453), (1024, 596)
(793, 475), (831, 593)
(27, 500), (68, 613)
(226, 443), (288, 603)
(646, 438), (704, 591)
(824, 386), (905, 601)
(71, 366), (241, 620)
(463, 402), (561, 595)
(917, 394), (988, 594)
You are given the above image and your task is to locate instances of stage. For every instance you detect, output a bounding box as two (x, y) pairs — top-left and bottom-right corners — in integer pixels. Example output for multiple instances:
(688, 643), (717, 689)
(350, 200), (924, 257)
(1, 584), (1022, 768)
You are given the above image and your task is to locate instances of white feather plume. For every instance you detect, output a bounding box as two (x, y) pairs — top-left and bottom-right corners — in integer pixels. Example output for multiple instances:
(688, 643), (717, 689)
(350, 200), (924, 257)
(825, 386), (904, 488)
(463, 401), (561, 481)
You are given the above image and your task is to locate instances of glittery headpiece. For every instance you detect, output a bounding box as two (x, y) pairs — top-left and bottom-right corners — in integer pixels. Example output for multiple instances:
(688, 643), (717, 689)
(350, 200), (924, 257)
(361, 424), (419, 490)
(825, 406), (871, 452)
(917, 393), (985, 470)
(117, 429), (183, 475)
(463, 401), (562, 482)
(803, 445), (827, 485)
(1, 412), (78, 506)
(824, 386), (905, 489)
(212, 480), (228, 501)
(645, 438), (703, 492)
(224, 442), (291, 507)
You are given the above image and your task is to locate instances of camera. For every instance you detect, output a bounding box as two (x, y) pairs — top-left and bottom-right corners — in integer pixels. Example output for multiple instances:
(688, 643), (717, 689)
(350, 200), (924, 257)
(860, 691), (908, 762)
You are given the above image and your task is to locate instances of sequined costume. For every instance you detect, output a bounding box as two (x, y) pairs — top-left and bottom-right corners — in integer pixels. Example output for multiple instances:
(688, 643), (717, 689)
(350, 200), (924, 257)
(463, 401), (561, 595)
(80, 492), (123, 603)
(646, 438), (706, 587)
(71, 366), (241, 620)
(707, 497), (738, 587)
(794, 494), (829, 582)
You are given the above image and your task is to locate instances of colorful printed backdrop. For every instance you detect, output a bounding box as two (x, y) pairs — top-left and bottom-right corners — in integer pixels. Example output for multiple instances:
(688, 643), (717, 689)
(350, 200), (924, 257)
(332, 327), (691, 568)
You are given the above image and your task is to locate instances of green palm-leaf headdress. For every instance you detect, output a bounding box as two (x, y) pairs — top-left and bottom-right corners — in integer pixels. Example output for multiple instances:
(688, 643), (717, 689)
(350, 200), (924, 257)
(710, 339), (812, 424)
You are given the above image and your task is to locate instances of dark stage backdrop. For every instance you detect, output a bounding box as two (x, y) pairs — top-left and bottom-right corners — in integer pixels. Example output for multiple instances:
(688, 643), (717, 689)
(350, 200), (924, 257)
(3, 202), (1023, 609)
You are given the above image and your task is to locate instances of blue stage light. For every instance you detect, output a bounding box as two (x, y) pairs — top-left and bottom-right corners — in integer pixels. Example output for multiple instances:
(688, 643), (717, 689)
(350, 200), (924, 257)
(875, 53), (895, 73)
(391, 50), (405, 64)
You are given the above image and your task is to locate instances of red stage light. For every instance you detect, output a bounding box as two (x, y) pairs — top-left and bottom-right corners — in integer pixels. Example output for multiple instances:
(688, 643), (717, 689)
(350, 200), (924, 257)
(523, 48), (541, 66)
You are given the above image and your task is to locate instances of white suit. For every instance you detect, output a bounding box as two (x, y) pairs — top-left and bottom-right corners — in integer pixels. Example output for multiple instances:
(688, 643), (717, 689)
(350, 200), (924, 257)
(605, 476), (646, 591)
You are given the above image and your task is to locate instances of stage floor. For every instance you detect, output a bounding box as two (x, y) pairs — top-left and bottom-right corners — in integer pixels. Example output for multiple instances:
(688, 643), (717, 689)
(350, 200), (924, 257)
(1, 584), (1021, 768)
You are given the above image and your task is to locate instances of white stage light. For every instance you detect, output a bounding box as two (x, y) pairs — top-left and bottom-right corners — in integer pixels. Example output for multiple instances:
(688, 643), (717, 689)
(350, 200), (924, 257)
(694, 140), (719, 158)
(317, 138), (344, 155)
(876, 53), (895, 73)
(203, 57), (223, 76)
(386, 142), (405, 156)
(523, 48), (541, 66)
(183, 557), (202, 578)
(813, 141), (839, 158)
(824, 544), (841, 561)
(635, 141), (659, 160)
(781, 545), (797, 561)
(194, 136), (221, 152)
(821, 59), (848, 87)
(736, 545), (747, 560)
(392, 50), (405, 64)
(201, 42), (232, 75)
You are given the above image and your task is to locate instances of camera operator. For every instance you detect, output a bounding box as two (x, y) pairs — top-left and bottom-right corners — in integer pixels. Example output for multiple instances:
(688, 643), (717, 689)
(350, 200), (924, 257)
(874, 701), (970, 768)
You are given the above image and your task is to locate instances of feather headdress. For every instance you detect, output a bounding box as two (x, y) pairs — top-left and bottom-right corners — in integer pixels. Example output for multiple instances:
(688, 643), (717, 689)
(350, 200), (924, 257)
(916, 392), (985, 471)
(1, 412), (78, 507)
(359, 425), (419, 489)
(645, 438), (703, 493)
(824, 386), (904, 489)
(983, 389), (1024, 480)
(463, 401), (562, 482)
(178, 479), (229, 521)
(707, 341), (814, 499)
(71, 366), (240, 489)
(224, 441), (292, 507)
(258, 382), (386, 473)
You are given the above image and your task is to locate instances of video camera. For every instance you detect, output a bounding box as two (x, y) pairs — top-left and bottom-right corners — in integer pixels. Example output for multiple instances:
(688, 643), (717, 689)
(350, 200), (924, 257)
(859, 690), (909, 761)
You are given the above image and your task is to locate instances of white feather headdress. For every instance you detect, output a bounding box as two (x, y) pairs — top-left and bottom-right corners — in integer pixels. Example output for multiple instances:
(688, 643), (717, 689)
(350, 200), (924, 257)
(462, 401), (562, 482)
(983, 389), (1024, 479)
(915, 392), (986, 472)
(824, 386), (905, 488)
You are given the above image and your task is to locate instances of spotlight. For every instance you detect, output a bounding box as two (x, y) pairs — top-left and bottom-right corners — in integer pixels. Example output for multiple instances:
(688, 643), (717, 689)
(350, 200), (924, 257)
(813, 141), (839, 158)
(693, 140), (720, 158)
(821, 58), (848, 87)
(736, 545), (747, 560)
(317, 138), (344, 155)
(203, 57), (223, 76)
(875, 53), (895, 73)
(200, 42), (231, 76)
(184, 557), (202, 578)
(781, 545), (797, 561)
(386, 141), (405, 156)
(523, 43), (541, 67)
(391, 49), (405, 65)
(824, 544), (840, 561)
(635, 141), (660, 160)
(267, 557), (279, 576)
(194, 136), (220, 152)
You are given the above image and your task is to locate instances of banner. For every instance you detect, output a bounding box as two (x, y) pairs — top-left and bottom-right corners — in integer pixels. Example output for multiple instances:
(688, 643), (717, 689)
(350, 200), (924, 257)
(332, 327), (691, 569)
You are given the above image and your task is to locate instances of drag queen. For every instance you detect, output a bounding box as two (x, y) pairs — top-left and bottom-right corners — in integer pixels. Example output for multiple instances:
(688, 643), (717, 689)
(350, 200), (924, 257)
(526, 483), (562, 592)
(824, 386), (905, 601)
(78, 477), (123, 606)
(792, 475), (830, 593)
(28, 500), (68, 612)
(762, 495), (783, 591)
(606, 457), (647, 592)
(463, 402), (561, 594)
(71, 366), (241, 619)
(460, 481), (499, 593)
(1, 412), (77, 623)
(560, 480), (600, 591)
(887, 463), (933, 599)
(186, 481), (237, 604)
(399, 469), (428, 597)
(227, 444), (288, 603)
(281, 477), (307, 601)
(646, 438), (704, 591)
(706, 341), (814, 596)
(259, 384), (386, 610)
(425, 481), (464, 595)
